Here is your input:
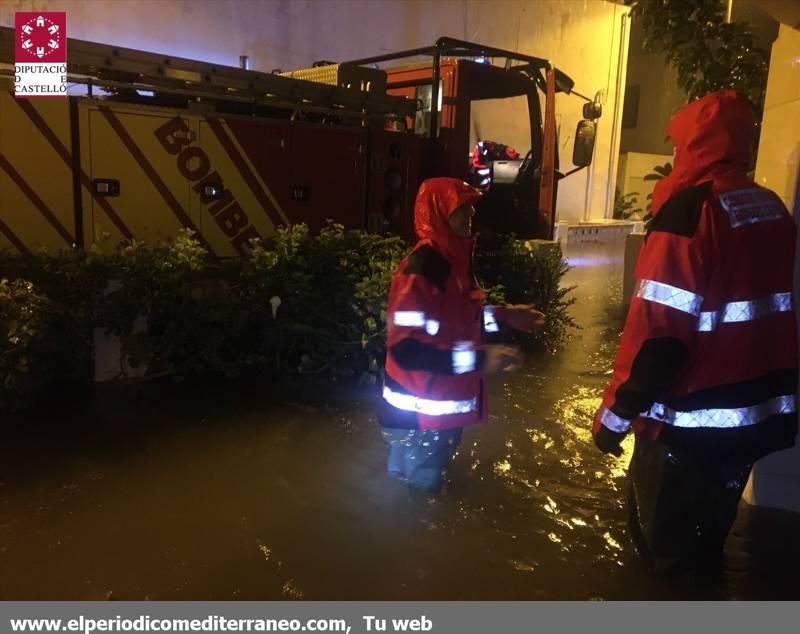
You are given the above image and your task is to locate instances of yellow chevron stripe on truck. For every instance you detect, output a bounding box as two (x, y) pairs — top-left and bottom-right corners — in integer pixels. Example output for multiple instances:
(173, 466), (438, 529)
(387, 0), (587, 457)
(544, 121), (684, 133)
(0, 88), (76, 254)
(218, 120), (289, 227)
(2, 94), (304, 257)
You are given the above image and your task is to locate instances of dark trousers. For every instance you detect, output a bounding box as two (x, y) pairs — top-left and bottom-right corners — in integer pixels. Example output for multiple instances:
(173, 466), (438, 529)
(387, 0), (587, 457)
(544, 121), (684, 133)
(627, 434), (752, 571)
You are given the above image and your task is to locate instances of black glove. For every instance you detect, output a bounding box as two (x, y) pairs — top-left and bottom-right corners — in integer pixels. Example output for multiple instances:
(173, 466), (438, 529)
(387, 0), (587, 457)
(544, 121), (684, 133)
(593, 425), (626, 457)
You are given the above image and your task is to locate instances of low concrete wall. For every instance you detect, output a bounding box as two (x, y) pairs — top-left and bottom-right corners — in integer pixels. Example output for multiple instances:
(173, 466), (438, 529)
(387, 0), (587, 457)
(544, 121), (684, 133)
(523, 239), (562, 258)
(622, 232), (645, 307)
(743, 442), (800, 513)
(568, 221), (635, 245)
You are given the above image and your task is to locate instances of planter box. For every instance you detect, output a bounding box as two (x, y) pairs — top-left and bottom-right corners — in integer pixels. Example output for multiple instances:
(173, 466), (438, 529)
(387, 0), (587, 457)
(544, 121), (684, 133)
(568, 220), (635, 245)
(522, 239), (561, 258)
(743, 441), (800, 513)
(553, 221), (570, 245)
(622, 232), (645, 307)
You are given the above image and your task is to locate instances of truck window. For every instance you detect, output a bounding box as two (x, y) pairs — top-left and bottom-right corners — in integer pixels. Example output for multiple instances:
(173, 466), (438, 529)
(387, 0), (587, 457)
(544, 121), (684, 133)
(413, 80), (443, 136)
(469, 95), (531, 158)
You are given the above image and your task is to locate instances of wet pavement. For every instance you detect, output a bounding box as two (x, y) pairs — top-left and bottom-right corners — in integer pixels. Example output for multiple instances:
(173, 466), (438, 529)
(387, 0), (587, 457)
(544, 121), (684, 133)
(2, 241), (800, 600)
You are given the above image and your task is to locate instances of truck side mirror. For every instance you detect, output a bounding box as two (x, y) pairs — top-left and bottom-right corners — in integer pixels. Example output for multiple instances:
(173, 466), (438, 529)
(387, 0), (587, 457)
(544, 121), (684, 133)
(554, 69), (575, 94)
(583, 101), (602, 120)
(573, 119), (596, 167)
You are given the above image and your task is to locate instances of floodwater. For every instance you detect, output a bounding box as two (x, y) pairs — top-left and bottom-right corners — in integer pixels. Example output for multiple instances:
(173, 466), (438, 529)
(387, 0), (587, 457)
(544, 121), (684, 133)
(2, 241), (799, 600)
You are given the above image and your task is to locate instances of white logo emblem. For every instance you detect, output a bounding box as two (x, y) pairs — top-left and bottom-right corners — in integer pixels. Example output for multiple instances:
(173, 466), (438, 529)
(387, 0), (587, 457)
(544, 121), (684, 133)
(19, 15), (62, 59)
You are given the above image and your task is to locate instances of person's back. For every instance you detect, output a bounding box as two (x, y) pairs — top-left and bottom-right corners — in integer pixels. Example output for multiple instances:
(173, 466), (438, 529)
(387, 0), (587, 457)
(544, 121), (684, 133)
(656, 180), (797, 462)
(593, 90), (798, 571)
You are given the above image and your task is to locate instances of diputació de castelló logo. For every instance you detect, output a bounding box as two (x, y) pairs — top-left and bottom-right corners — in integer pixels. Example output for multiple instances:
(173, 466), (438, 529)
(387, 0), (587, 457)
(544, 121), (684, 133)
(15, 12), (67, 97)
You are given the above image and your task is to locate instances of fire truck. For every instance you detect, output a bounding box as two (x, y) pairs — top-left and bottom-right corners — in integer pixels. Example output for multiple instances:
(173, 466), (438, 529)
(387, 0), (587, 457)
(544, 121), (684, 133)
(0, 27), (600, 257)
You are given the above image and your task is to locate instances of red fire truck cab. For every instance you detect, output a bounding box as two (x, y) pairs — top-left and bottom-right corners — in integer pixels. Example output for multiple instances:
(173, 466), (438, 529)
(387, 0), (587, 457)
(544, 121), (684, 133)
(350, 38), (602, 240)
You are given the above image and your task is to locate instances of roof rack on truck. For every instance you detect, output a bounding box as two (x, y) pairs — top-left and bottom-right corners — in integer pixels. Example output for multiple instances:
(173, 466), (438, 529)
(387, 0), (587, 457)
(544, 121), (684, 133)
(0, 26), (416, 122)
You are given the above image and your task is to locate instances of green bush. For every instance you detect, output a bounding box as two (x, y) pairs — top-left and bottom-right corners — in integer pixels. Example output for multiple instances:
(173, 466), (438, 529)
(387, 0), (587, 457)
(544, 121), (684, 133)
(642, 161), (673, 229)
(0, 225), (575, 412)
(613, 188), (641, 221)
(632, 0), (769, 116)
(0, 247), (103, 412)
(93, 229), (216, 379)
(476, 239), (576, 353)
(240, 223), (407, 384)
(0, 279), (59, 413)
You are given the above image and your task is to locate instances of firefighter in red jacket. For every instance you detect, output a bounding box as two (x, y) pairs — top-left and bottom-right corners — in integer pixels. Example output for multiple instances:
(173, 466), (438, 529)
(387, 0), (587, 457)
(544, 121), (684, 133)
(593, 90), (798, 570)
(379, 177), (544, 490)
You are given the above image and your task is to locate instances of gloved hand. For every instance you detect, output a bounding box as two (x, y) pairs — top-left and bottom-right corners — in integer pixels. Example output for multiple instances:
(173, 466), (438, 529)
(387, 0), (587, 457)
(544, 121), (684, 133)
(498, 305), (546, 332)
(593, 425), (626, 457)
(483, 344), (523, 374)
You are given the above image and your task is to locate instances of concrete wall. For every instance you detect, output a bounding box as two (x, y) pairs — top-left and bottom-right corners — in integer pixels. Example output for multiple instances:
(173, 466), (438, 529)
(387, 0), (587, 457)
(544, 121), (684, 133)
(619, 0), (778, 158)
(618, 17), (685, 157)
(0, 0), (630, 225)
(754, 23), (800, 214)
(619, 51), (684, 156)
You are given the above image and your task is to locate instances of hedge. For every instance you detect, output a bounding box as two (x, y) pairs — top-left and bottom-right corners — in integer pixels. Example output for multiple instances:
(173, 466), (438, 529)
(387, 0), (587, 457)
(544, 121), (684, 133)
(0, 225), (575, 414)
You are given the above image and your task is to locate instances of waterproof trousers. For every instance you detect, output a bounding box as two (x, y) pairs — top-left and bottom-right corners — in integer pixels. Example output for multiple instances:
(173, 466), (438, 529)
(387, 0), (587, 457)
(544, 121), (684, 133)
(380, 427), (463, 491)
(627, 434), (752, 571)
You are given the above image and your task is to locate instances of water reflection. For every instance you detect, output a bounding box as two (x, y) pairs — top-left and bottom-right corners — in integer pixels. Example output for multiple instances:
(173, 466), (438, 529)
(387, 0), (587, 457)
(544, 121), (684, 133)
(1, 242), (798, 599)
